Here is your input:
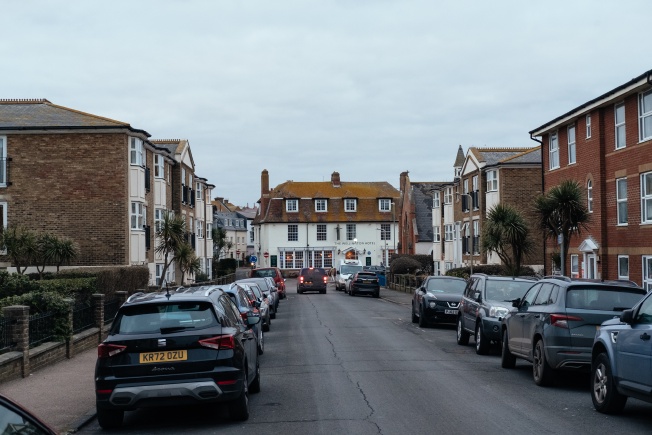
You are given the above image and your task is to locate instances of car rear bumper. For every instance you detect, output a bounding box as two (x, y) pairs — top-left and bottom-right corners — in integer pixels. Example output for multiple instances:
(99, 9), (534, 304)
(351, 284), (379, 294)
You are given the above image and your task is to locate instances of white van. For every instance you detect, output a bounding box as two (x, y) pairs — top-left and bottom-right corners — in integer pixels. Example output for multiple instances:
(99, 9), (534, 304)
(336, 259), (364, 291)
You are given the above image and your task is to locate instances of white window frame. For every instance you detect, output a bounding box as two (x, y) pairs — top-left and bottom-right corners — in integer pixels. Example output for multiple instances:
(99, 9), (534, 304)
(444, 187), (453, 205)
(486, 170), (498, 192)
(433, 226), (441, 242)
(618, 255), (629, 280)
(568, 124), (576, 165)
(317, 224), (327, 241)
(196, 182), (203, 202)
(433, 191), (440, 208)
(380, 223), (391, 241)
(570, 254), (579, 278)
(549, 131), (559, 170)
(154, 154), (164, 179)
(346, 224), (356, 240)
(345, 198), (357, 212)
(615, 102), (626, 149)
(0, 136), (7, 187)
(640, 89), (652, 142)
(463, 179), (469, 195)
(288, 224), (298, 241)
(315, 199), (327, 212)
(197, 219), (204, 238)
(130, 137), (143, 166)
(642, 172), (652, 224)
(643, 256), (652, 292)
(155, 208), (165, 232)
(587, 180), (593, 213)
(130, 202), (144, 230)
(586, 114), (592, 139)
(444, 224), (454, 242)
(0, 201), (6, 253)
(156, 263), (164, 286)
(286, 199), (298, 212)
(616, 177), (628, 225)
(207, 222), (213, 237)
(379, 198), (391, 212)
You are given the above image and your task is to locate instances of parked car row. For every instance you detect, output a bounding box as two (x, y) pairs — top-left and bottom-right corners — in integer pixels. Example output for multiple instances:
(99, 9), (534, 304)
(411, 272), (652, 414)
(94, 272), (287, 429)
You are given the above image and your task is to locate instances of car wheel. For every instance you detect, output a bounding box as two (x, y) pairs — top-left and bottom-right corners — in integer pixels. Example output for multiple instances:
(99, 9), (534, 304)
(501, 329), (516, 369)
(320, 289), (326, 294)
(418, 305), (427, 328)
(411, 303), (418, 323)
(229, 370), (250, 421)
(250, 360), (261, 394)
(97, 408), (124, 429)
(373, 291), (379, 298)
(533, 339), (554, 386)
(475, 322), (490, 355)
(592, 352), (627, 413)
(457, 316), (469, 345)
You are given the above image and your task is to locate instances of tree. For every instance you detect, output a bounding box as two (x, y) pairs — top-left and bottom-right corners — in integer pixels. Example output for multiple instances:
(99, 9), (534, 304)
(0, 225), (38, 275)
(35, 234), (79, 276)
(212, 227), (227, 262)
(177, 242), (201, 285)
(155, 211), (187, 288)
(481, 203), (533, 276)
(534, 180), (590, 275)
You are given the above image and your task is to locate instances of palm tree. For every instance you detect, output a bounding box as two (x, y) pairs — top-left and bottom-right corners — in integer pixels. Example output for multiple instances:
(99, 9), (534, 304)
(481, 204), (533, 276)
(177, 242), (201, 285)
(35, 234), (79, 276)
(212, 227), (227, 262)
(155, 211), (187, 288)
(534, 179), (590, 275)
(1, 225), (37, 274)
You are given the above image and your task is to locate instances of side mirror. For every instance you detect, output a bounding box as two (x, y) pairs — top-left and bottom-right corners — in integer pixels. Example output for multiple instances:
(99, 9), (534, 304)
(254, 300), (261, 308)
(512, 298), (521, 308)
(420, 287), (426, 293)
(620, 308), (634, 324)
(473, 292), (481, 302)
(247, 311), (261, 325)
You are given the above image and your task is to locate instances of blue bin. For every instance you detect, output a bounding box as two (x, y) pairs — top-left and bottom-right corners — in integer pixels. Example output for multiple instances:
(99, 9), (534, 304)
(378, 274), (386, 287)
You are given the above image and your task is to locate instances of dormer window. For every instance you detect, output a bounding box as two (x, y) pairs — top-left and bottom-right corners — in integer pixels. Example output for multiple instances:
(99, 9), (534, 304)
(315, 199), (327, 212)
(379, 198), (391, 212)
(345, 198), (357, 212)
(286, 199), (298, 212)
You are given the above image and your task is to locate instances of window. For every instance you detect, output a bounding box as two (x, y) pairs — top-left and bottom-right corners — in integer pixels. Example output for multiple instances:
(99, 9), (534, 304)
(586, 114), (592, 138)
(463, 179), (469, 195)
(317, 224), (327, 241)
(444, 224), (454, 241)
(188, 216), (193, 234)
(433, 191), (440, 208)
(568, 125), (576, 164)
(616, 178), (627, 225)
(486, 170), (497, 192)
(570, 254), (579, 278)
(207, 222), (212, 237)
(473, 220), (479, 254)
(155, 208), (165, 232)
(642, 172), (652, 223)
(286, 199), (298, 212)
(315, 199), (327, 212)
(433, 226), (441, 242)
(643, 256), (652, 292)
(0, 201), (7, 253)
(346, 224), (356, 240)
(130, 137), (143, 166)
(618, 255), (629, 279)
(345, 198), (357, 212)
(444, 187), (453, 205)
(587, 179), (593, 213)
(379, 198), (391, 212)
(155, 263), (164, 286)
(197, 220), (204, 238)
(549, 132), (559, 169)
(288, 224), (298, 241)
(615, 103), (626, 149)
(640, 89), (652, 141)
(154, 154), (164, 179)
(380, 223), (391, 241)
(0, 136), (7, 187)
(196, 182), (203, 202)
(130, 202), (144, 230)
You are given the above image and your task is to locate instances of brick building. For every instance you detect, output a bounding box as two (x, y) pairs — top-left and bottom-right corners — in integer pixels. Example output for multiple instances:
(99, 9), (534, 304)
(530, 69), (652, 289)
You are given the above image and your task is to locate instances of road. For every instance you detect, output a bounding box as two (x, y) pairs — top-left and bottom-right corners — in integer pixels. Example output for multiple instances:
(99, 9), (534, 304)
(80, 279), (652, 434)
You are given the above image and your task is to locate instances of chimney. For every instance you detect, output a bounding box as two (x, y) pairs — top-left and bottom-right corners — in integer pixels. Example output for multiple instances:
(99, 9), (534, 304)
(260, 169), (270, 216)
(400, 171), (409, 192)
(331, 171), (341, 187)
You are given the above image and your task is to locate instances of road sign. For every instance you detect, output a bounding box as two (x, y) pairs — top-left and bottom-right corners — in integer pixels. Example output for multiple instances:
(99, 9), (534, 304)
(250, 255), (258, 263)
(264, 252), (269, 258)
(236, 250), (241, 255)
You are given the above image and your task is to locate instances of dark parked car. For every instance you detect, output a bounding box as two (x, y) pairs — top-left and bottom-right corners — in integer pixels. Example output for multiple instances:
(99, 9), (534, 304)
(0, 393), (57, 434)
(238, 277), (278, 317)
(591, 288), (652, 413)
(238, 282), (271, 332)
(363, 265), (386, 275)
(502, 277), (645, 386)
(250, 267), (286, 299)
(457, 273), (536, 355)
(222, 283), (265, 355)
(348, 271), (380, 298)
(297, 267), (328, 294)
(412, 276), (467, 327)
(95, 286), (261, 428)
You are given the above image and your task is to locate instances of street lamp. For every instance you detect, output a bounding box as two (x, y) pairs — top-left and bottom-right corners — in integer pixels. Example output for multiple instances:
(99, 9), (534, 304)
(457, 193), (474, 275)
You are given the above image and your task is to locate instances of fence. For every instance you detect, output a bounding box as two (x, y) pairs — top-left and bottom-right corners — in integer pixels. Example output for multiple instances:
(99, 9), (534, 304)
(387, 273), (424, 294)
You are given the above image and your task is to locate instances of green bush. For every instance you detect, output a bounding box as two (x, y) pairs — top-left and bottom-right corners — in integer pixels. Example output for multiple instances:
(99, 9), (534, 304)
(34, 278), (97, 303)
(61, 266), (150, 297)
(0, 272), (39, 298)
(390, 257), (423, 274)
(390, 254), (433, 275)
(446, 264), (537, 279)
(0, 291), (72, 340)
(216, 259), (238, 277)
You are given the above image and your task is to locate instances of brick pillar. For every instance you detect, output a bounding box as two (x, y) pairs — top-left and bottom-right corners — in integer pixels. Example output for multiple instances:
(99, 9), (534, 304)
(116, 291), (128, 307)
(93, 293), (105, 344)
(64, 298), (74, 359)
(3, 305), (30, 378)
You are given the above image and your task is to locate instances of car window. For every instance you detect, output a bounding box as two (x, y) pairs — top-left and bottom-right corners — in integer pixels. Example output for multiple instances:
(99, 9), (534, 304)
(486, 280), (532, 301)
(635, 295), (652, 324)
(520, 283), (540, 308)
(112, 302), (219, 334)
(464, 278), (477, 298)
(252, 269), (275, 278)
(0, 399), (51, 435)
(534, 283), (554, 305)
(566, 286), (645, 310)
(220, 295), (243, 327)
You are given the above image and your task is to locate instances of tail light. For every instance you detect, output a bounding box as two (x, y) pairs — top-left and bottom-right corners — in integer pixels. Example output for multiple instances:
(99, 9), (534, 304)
(199, 334), (235, 350)
(299, 276), (304, 283)
(550, 314), (583, 329)
(240, 311), (248, 322)
(98, 343), (127, 359)
(323, 276), (328, 283)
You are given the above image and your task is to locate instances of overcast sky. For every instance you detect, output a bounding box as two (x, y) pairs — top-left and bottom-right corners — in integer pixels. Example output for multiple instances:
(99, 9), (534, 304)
(4, 1), (651, 206)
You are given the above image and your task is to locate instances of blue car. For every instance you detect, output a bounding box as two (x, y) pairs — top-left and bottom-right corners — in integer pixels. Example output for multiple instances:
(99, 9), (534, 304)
(591, 289), (652, 413)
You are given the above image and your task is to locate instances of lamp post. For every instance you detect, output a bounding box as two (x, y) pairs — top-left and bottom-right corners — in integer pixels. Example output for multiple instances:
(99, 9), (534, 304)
(458, 193), (474, 275)
(391, 201), (396, 256)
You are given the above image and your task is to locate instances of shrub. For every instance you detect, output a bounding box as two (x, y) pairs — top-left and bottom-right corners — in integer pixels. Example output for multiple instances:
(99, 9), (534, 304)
(390, 257), (423, 275)
(0, 291), (72, 340)
(216, 259), (238, 277)
(0, 272), (38, 298)
(446, 264), (537, 279)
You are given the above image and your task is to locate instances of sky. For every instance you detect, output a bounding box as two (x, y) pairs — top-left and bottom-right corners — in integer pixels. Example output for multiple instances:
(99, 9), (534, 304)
(3, 1), (651, 207)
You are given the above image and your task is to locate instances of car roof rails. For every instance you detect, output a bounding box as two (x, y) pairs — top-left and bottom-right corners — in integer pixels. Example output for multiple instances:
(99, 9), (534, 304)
(542, 275), (572, 282)
(126, 292), (146, 303)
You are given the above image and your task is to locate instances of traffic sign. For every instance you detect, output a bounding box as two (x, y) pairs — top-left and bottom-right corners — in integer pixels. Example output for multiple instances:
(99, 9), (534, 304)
(236, 250), (241, 255)
(264, 252), (269, 258)
(250, 255), (258, 263)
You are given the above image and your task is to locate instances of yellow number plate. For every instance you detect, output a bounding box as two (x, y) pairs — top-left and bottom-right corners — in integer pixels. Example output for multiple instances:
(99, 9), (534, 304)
(139, 350), (188, 364)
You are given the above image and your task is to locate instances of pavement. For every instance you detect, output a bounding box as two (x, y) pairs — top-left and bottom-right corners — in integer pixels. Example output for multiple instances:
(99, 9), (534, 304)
(0, 285), (414, 434)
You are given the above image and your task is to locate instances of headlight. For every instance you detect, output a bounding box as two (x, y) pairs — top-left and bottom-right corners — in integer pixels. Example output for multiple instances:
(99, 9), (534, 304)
(489, 306), (509, 318)
(429, 301), (437, 308)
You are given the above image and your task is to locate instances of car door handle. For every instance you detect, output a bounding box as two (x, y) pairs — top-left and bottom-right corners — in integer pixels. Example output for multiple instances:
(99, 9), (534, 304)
(640, 333), (651, 341)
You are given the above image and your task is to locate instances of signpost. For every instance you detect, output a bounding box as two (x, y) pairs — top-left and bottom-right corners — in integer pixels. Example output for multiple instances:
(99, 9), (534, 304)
(250, 255), (258, 263)
(264, 252), (269, 259)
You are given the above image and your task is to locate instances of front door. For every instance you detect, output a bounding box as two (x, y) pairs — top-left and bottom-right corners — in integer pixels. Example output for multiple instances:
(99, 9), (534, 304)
(585, 254), (597, 279)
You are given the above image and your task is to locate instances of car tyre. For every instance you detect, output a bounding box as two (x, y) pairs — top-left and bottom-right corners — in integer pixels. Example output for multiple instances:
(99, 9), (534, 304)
(411, 303), (419, 323)
(501, 329), (516, 369)
(229, 371), (250, 421)
(592, 352), (627, 414)
(250, 360), (261, 394)
(97, 408), (124, 429)
(373, 291), (379, 298)
(320, 289), (326, 294)
(533, 339), (554, 386)
(456, 316), (469, 345)
(418, 305), (427, 328)
(475, 322), (490, 355)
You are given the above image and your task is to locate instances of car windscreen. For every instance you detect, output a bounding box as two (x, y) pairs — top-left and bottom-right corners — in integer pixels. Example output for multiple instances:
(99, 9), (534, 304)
(242, 279), (270, 292)
(425, 278), (466, 294)
(566, 286), (645, 311)
(341, 265), (363, 275)
(111, 302), (219, 334)
(302, 268), (327, 277)
(252, 269), (275, 278)
(485, 280), (534, 302)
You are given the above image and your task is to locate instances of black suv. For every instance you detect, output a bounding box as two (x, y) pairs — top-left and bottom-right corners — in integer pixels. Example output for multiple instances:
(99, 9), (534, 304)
(297, 267), (328, 294)
(95, 287), (261, 428)
(457, 274), (536, 354)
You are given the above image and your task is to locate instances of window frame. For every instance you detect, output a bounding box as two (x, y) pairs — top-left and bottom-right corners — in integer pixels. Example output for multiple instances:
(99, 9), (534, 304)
(586, 114), (592, 139)
(287, 224), (298, 241)
(587, 179), (593, 213)
(196, 182), (203, 202)
(615, 102), (626, 149)
(444, 187), (453, 205)
(616, 177), (628, 225)
(130, 202), (145, 230)
(154, 154), (164, 179)
(570, 254), (579, 278)
(643, 256), (652, 292)
(433, 191), (440, 208)
(0, 136), (7, 187)
(444, 224), (454, 242)
(315, 199), (327, 212)
(197, 219), (204, 239)
(345, 198), (357, 212)
(641, 172), (652, 223)
(549, 131), (560, 170)
(130, 137), (144, 167)
(433, 226), (441, 242)
(618, 255), (629, 280)
(346, 223), (356, 240)
(380, 223), (391, 241)
(286, 199), (298, 212)
(568, 124), (576, 165)
(486, 170), (498, 192)
(640, 89), (652, 142)
(379, 198), (391, 212)
(316, 224), (327, 241)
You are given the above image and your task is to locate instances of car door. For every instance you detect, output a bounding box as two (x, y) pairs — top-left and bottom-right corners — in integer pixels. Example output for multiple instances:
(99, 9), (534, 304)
(462, 277), (481, 332)
(615, 294), (652, 389)
(508, 284), (541, 355)
(220, 295), (256, 380)
(521, 283), (555, 357)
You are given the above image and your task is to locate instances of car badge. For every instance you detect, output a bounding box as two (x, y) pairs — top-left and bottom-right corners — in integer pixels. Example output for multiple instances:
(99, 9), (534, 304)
(158, 339), (166, 347)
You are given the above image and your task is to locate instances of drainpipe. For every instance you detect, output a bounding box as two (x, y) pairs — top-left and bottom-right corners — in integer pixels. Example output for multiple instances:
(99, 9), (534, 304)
(530, 134), (545, 275)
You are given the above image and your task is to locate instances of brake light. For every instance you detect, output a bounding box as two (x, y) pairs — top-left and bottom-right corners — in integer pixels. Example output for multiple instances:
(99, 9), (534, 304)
(199, 335), (235, 350)
(97, 343), (127, 359)
(550, 314), (583, 329)
(299, 276), (304, 283)
(323, 276), (328, 283)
